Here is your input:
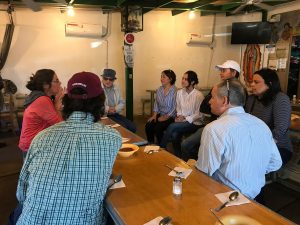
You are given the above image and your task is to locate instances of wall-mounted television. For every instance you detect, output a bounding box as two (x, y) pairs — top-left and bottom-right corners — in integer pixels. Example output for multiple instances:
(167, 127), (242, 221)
(231, 22), (272, 44)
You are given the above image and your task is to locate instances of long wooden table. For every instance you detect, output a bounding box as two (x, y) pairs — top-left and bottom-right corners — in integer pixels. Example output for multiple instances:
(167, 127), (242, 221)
(103, 118), (295, 225)
(101, 117), (145, 144)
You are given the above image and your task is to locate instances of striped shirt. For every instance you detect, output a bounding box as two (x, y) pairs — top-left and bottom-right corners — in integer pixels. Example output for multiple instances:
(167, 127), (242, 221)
(196, 107), (282, 199)
(245, 92), (292, 152)
(176, 88), (204, 125)
(16, 111), (122, 225)
(153, 85), (176, 118)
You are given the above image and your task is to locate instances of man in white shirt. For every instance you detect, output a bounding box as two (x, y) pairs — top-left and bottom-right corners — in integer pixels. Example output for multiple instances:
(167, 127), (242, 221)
(195, 79), (282, 199)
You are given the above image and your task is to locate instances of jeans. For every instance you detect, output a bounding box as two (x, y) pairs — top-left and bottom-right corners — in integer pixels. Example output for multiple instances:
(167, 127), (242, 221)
(181, 127), (204, 161)
(145, 116), (174, 145)
(108, 113), (137, 133)
(160, 121), (200, 158)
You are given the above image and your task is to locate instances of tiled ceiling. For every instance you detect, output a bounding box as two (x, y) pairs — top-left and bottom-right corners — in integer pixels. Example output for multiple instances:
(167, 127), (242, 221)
(3, 0), (296, 16)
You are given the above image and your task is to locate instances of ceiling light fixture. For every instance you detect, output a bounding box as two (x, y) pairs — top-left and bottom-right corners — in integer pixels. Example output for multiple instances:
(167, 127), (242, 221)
(188, 10), (196, 19)
(66, 5), (75, 17)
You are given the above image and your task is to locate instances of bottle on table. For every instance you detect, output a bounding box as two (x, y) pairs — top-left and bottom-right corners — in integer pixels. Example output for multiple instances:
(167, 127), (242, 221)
(173, 176), (182, 197)
(293, 95), (297, 104)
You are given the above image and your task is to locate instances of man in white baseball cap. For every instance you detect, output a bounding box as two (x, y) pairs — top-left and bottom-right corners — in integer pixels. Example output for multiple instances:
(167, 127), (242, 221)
(215, 60), (240, 80)
(181, 59), (241, 162)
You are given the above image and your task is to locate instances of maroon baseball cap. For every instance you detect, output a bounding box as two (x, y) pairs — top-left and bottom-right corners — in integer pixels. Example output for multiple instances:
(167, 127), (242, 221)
(67, 72), (103, 99)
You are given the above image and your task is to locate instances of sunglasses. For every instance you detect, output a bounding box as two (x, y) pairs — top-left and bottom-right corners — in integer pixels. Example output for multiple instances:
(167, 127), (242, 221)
(103, 77), (115, 81)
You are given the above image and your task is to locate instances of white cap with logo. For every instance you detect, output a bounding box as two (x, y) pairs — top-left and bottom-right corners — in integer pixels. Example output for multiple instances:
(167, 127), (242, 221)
(215, 60), (240, 73)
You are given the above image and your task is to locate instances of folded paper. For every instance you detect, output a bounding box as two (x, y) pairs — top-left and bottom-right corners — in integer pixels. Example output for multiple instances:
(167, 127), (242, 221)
(144, 145), (160, 153)
(215, 191), (250, 207)
(144, 216), (164, 225)
(109, 179), (126, 189)
(168, 167), (192, 179)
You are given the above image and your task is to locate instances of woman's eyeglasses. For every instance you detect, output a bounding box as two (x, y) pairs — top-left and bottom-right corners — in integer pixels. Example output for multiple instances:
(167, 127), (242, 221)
(52, 79), (61, 83)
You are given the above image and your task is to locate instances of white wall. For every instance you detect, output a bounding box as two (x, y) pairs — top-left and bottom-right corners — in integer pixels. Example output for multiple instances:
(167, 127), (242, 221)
(1, 9), (124, 92)
(133, 11), (261, 113)
(1, 7), (262, 115)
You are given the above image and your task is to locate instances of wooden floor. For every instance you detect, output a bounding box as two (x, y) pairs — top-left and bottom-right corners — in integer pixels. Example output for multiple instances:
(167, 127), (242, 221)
(0, 116), (300, 224)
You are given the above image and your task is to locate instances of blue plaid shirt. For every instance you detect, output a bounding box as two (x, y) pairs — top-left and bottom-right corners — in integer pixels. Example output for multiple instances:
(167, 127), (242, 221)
(16, 111), (122, 225)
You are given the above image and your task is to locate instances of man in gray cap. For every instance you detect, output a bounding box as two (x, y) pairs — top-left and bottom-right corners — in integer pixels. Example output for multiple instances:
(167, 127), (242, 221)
(101, 68), (136, 133)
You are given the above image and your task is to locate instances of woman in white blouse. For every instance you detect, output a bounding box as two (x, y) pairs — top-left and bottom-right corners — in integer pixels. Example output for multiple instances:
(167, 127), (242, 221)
(160, 71), (204, 158)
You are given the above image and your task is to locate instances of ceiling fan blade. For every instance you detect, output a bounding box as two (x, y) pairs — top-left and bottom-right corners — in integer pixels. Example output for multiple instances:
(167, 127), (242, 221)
(260, 0), (288, 1)
(22, 0), (42, 12)
(222, 3), (242, 10)
(53, 0), (67, 4)
(212, 0), (243, 5)
(254, 2), (273, 10)
(231, 3), (247, 14)
(211, 0), (232, 5)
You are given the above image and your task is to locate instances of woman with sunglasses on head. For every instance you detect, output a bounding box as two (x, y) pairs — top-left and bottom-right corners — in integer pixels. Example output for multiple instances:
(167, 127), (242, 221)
(245, 68), (292, 165)
(160, 70), (204, 158)
(19, 69), (64, 159)
(145, 69), (177, 145)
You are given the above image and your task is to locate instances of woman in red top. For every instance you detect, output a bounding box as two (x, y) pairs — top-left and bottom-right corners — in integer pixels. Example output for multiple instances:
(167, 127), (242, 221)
(19, 69), (63, 158)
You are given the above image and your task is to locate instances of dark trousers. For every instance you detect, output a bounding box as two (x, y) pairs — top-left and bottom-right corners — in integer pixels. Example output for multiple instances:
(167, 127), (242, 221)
(145, 116), (174, 145)
(279, 147), (292, 165)
(7, 203), (22, 225)
(108, 113), (136, 133)
(160, 121), (200, 158)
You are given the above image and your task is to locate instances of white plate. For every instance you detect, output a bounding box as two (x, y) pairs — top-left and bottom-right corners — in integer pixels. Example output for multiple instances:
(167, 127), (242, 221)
(215, 215), (261, 225)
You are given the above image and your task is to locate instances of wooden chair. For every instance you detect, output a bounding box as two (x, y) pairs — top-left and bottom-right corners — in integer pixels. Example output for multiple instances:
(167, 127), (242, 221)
(141, 98), (151, 116)
(0, 93), (18, 135)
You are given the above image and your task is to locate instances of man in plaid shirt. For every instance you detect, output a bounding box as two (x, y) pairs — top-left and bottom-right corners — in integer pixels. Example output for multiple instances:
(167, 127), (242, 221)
(12, 72), (122, 225)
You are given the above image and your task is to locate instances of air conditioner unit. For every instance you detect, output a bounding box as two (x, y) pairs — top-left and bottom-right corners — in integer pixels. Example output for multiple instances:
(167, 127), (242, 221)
(186, 33), (212, 46)
(65, 23), (107, 39)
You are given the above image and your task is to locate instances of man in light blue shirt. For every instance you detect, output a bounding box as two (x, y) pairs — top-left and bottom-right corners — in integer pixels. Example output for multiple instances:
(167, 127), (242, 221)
(196, 80), (282, 199)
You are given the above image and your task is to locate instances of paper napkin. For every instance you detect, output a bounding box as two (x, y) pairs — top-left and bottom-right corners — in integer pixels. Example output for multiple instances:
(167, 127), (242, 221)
(144, 216), (164, 225)
(168, 167), (192, 179)
(144, 145), (160, 153)
(122, 138), (130, 143)
(215, 191), (250, 207)
(109, 179), (126, 189)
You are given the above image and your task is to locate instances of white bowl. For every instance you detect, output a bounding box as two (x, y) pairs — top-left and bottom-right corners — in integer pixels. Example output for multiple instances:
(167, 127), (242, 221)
(215, 215), (261, 225)
(118, 143), (139, 158)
